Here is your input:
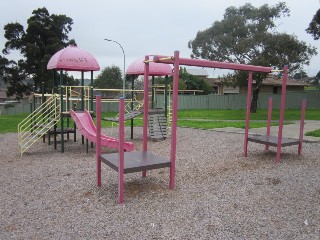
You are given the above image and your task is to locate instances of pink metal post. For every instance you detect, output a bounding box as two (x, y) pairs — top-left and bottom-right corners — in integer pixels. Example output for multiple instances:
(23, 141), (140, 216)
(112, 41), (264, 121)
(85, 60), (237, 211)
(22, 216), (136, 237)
(142, 55), (150, 177)
(244, 72), (253, 157)
(154, 56), (272, 73)
(298, 98), (307, 155)
(118, 97), (125, 203)
(265, 97), (273, 151)
(169, 51), (179, 189)
(96, 95), (102, 187)
(276, 65), (288, 163)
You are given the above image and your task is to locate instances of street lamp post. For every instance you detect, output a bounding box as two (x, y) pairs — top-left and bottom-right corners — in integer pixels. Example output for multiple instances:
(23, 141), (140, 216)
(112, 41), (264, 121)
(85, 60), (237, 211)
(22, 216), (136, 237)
(104, 38), (126, 97)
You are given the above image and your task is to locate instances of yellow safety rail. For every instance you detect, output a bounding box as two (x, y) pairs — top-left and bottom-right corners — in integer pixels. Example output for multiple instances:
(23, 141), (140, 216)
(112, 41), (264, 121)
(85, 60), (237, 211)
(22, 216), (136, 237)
(64, 86), (92, 112)
(18, 94), (60, 156)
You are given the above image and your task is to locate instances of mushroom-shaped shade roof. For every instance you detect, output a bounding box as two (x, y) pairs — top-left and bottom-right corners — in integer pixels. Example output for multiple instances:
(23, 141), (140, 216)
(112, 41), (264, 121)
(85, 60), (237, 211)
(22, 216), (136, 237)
(127, 57), (172, 76)
(47, 45), (100, 71)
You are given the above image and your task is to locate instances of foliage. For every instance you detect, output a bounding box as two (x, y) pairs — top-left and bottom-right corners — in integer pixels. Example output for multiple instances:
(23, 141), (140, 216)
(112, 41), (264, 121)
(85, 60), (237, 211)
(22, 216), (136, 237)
(306, 9), (320, 40)
(179, 68), (212, 94)
(1, 7), (77, 99)
(126, 74), (140, 89)
(154, 68), (211, 94)
(188, 2), (317, 112)
(93, 65), (123, 97)
(154, 76), (187, 90)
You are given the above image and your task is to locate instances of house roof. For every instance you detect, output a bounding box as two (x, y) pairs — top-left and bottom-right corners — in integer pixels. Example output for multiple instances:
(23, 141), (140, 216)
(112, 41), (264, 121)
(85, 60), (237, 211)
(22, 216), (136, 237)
(206, 75), (309, 87)
(186, 69), (208, 77)
(0, 91), (7, 99)
(261, 75), (308, 86)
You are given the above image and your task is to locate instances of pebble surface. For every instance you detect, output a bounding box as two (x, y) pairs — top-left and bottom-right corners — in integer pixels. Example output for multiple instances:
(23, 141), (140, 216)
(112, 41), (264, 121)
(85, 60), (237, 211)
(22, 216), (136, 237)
(1, 127), (320, 239)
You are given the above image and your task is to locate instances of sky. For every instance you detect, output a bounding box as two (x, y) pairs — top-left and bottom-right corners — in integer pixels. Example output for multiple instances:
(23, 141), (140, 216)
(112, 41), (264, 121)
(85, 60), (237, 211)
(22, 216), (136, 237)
(0, 0), (319, 79)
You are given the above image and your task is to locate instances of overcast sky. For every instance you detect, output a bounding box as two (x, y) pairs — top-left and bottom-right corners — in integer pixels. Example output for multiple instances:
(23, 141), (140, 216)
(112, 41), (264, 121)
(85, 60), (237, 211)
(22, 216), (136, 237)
(1, 0), (319, 78)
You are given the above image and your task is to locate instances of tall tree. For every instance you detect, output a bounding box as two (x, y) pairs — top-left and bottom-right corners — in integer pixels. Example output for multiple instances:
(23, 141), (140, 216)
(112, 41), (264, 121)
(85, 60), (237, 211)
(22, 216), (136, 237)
(178, 68), (211, 94)
(2, 7), (77, 98)
(93, 65), (123, 97)
(306, 9), (320, 40)
(188, 2), (317, 112)
(154, 68), (211, 94)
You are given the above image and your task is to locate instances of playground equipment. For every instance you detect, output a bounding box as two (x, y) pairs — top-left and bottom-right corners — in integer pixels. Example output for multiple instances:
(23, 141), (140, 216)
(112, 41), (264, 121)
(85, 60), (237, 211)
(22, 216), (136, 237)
(70, 109), (134, 151)
(244, 66), (307, 163)
(18, 46), (172, 155)
(18, 46), (100, 155)
(96, 51), (279, 203)
(127, 57), (173, 139)
(152, 54), (307, 162)
(18, 94), (60, 156)
(95, 51), (308, 203)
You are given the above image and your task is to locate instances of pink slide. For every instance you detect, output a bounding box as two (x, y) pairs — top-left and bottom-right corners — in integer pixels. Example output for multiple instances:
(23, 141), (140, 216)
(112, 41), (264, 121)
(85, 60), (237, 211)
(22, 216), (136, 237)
(70, 110), (134, 152)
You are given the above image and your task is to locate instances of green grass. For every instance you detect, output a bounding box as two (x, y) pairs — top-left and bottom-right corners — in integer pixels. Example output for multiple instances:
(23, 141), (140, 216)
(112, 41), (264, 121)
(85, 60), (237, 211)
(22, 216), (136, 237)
(0, 113), (29, 133)
(178, 109), (320, 121)
(1, 108), (320, 134)
(305, 129), (320, 137)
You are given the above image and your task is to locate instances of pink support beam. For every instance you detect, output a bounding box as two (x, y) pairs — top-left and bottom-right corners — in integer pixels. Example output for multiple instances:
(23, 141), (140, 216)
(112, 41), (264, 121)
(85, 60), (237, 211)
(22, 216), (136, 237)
(276, 65), (288, 163)
(169, 51), (179, 189)
(244, 72), (253, 157)
(298, 99), (307, 155)
(96, 95), (102, 187)
(142, 55), (150, 178)
(154, 56), (272, 73)
(118, 97), (125, 203)
(265, 97), (273, 151)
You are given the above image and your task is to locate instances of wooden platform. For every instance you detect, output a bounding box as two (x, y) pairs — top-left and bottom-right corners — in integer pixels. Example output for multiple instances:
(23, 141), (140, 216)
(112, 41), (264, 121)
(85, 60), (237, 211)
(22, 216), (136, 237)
(100, 151), (171, 174)
(247, 134), (300, 147)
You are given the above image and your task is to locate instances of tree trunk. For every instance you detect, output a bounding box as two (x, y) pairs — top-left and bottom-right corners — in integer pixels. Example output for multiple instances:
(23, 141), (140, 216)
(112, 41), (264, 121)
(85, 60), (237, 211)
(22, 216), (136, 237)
(250, 86), (260, 113)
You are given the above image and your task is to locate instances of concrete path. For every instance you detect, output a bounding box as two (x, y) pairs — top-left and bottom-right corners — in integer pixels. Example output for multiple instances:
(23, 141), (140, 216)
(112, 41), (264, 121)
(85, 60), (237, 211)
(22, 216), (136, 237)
(212, 120), (320, 143)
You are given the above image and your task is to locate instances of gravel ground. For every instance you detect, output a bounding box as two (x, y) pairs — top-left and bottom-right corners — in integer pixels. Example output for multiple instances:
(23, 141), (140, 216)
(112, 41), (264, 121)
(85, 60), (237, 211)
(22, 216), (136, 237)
(1, 127), (320, 239)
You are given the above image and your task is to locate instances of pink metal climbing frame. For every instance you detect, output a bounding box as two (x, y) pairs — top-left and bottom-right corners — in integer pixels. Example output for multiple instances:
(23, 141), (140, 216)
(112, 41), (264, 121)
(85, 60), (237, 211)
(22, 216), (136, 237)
(244, 66), (307, 163)
(96, 50), (306, 203)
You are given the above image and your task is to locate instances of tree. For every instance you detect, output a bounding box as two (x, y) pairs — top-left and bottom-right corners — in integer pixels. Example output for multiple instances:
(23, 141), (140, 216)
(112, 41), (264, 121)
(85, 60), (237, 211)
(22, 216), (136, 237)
(188, 2), (317, 112)
(154, 76), (187, 91)
(154, 69), (212, 94)
(178, 68), (211, 94)
(93, 65), (123, 97)
(306, 9), (320, 40)
(2, 7), (77, 98)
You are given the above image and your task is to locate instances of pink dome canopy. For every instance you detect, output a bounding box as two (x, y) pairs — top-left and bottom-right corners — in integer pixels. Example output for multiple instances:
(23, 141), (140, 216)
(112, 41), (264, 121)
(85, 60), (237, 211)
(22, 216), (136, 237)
(47, 45), (100, 71)
(127, 57), (172, 76)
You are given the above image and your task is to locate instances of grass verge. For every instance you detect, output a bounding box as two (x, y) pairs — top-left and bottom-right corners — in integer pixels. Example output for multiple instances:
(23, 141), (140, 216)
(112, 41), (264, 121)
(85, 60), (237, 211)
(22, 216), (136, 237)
(305, 129), (320, 138)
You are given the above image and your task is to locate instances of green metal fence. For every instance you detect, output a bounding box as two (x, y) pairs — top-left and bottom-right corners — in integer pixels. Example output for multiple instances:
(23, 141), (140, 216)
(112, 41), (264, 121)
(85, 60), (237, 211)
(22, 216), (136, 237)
(1, 91), (319, 115)
(155, 90), (320, 110)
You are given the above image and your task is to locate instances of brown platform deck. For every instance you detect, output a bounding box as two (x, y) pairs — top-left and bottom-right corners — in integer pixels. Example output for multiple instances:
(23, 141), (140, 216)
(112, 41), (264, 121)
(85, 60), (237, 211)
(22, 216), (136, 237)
(100, 151), (171, 174)
(247, 134), (301, 147)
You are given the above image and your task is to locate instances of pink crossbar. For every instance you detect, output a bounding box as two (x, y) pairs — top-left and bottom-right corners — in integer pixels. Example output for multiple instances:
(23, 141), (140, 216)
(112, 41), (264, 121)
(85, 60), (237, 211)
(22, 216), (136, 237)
(70, 110), (134, 152)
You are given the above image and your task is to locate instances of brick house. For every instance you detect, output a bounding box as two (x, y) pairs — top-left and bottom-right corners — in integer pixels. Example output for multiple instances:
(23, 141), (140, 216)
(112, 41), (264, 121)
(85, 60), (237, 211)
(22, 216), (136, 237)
(206, 75), (308, 95)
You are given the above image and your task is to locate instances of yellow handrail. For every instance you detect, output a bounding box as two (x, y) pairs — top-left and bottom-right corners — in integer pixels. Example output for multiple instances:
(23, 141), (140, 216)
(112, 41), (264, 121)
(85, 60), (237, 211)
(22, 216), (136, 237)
(18, 94), (60, 156)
